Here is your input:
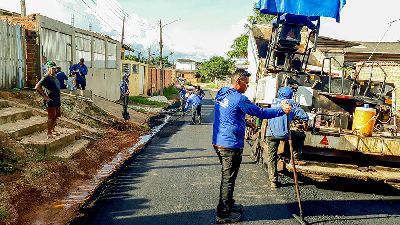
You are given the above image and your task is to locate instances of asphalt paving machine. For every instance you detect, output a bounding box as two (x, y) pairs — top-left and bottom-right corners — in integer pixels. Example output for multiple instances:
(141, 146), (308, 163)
(249, 0), (400, 189)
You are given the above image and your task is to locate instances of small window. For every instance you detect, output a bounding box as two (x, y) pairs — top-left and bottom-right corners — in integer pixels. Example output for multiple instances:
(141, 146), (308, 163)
(122, 64), (130, 74)
(132, 64), (138, 73)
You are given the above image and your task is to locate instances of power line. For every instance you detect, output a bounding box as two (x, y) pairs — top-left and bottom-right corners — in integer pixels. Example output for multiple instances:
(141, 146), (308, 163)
(79, 0), (123, 37)
(56, 0), (98, 26)
(104, 0), (129, 17)
(57, 0), (158, 50)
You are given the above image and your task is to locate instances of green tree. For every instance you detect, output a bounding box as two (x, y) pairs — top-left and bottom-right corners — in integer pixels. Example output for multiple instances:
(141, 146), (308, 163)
(125, 55), (140, 62)
(247, 4), (276, 25)
(197, 56), (235, 81)
(149, 56), (173, 67)
(227, 34), (249, 59)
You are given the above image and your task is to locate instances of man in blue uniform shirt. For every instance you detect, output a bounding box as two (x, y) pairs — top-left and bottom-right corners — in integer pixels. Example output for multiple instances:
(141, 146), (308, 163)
(56, 66), (68, 89)
(266, 86), (309, 189)
(212, 69), (291, 223)
(179, 85), (187, 113)
(184, 92), (202, 125)
(70, 58), (88, 90)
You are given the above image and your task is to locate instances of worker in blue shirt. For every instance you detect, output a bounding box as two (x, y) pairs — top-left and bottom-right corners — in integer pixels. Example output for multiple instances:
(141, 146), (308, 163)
(184, 92), (202, 124)
(69, 58), (88, 90)
(56, 67), (68, 89)
(212, 69), (291, 224)
(179, 85), (187, 113)
(266, 86), (309, 189)
(120, 73), (130, 120)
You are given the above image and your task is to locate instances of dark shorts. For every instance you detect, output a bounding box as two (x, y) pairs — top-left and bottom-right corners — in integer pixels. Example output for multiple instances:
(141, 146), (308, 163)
(76, 79), (86, 90)
(47, 107), (61, 119)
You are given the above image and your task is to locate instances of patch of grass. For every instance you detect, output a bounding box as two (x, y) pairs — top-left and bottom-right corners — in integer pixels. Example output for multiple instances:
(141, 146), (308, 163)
(205, 83), (218, 89)
(163, 85), (179, 100)
(24, 167), (49, 180)
(129, 106), (146, 113)
(0, 207), (9, 220)
(128, 96), (167, 108)
(32, 151), (64, 162)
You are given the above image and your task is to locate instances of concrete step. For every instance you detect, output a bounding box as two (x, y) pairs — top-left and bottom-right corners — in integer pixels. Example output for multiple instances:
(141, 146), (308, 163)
(20, 128), (81, 154)
(0, 100), (9, 109)
(53, 139), (90, 158)
(61, 89), (93, 99)
(0, 107), (32, 125)
(0, 116), (47, 138)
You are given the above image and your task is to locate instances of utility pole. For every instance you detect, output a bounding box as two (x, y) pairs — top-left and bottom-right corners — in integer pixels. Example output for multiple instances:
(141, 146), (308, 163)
(121, 16), (126, 60)
(158, 18), (180, 95)
(20, 0), (26, 16)
(159, 19), (164, 95)
(148, 48), (153, 96)
(148, 48), (151, 64)
(71, 14), (74, 26)
(121, 16), (126, 45)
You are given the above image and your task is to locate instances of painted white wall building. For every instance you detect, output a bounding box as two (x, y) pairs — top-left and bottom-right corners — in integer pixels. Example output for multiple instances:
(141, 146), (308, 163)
(176, 59), (196, 71)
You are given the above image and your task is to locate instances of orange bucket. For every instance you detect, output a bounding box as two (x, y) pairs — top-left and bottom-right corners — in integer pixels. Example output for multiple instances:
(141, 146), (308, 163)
(352, 107), (376, 137)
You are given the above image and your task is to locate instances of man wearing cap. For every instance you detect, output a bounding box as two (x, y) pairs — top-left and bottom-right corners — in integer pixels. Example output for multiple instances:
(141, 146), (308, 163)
(35, 61), (62, 139)
(69, 58), (88, 90)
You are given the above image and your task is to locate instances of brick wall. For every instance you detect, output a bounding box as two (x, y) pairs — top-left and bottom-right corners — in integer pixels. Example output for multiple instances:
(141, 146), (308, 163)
(147, 67), (175, 95)
(25, 30), (40, 87)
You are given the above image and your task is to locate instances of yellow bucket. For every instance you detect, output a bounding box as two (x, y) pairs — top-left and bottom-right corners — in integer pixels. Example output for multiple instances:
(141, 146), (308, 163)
(352, 107), (376, 137)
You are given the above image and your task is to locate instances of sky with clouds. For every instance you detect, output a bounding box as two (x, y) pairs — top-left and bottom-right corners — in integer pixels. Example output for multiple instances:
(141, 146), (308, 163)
(0, 0), (399, 60)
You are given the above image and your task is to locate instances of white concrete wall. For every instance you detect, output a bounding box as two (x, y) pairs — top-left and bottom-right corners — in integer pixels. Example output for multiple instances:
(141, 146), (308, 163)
(38, 15), (121, 101)
(176, 62), (196, 71)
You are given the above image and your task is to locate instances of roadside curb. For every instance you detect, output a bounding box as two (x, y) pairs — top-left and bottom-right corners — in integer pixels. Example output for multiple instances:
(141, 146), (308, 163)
(52, 111), (183, 225)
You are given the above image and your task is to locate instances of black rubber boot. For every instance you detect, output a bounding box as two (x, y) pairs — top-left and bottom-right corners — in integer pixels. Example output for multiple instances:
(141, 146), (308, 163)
(231, 203), (244, 213)
(216, 212), (242, 224)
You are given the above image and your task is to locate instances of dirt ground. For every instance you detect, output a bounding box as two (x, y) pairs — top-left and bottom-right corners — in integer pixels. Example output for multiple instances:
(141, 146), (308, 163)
(0, 89), (157, 225)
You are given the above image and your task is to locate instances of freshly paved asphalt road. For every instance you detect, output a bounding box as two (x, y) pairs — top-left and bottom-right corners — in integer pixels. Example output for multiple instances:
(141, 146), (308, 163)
(83, 91), (400, 225)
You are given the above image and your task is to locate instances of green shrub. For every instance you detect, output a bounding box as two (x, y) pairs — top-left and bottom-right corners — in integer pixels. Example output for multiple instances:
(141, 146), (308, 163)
(205, 83), (218, 89)
(0, 207), (8, 220)
(128, 96), (167, 108)
(163, 85), (179, 100)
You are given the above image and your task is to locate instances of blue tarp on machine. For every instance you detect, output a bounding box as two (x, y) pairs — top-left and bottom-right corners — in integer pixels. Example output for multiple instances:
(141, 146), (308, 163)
(256, 0), (346, 22)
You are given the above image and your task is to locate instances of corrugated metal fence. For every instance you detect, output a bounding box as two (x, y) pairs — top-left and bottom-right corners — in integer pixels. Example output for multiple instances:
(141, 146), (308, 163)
(0, 19), (25, 89)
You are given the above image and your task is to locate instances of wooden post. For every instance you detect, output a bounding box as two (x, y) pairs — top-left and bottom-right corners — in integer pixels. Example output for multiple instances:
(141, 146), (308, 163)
(121, 16), (125, 60)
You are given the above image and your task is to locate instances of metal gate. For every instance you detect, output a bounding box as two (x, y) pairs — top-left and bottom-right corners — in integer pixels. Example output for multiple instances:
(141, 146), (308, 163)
(0, 20), (25, 89)
(41, 28), (72, 73)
